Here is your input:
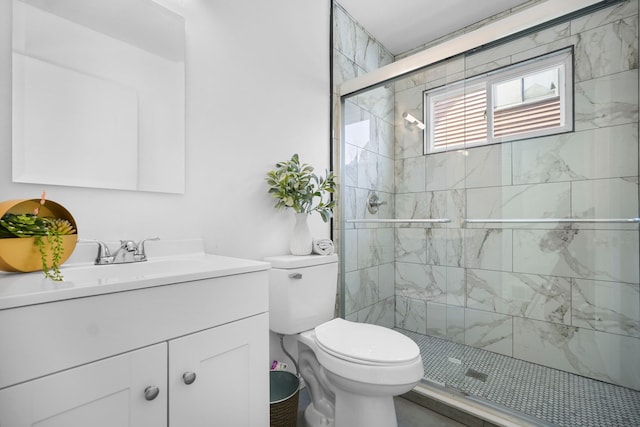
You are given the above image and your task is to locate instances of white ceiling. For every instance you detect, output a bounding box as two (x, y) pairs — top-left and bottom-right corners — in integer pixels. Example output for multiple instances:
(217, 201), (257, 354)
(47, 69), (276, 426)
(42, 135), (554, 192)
(337, 0), (532, 55)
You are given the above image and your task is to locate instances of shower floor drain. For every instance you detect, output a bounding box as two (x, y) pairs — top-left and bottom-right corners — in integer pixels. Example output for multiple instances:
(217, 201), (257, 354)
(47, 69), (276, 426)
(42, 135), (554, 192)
(465, 368), (488, 382)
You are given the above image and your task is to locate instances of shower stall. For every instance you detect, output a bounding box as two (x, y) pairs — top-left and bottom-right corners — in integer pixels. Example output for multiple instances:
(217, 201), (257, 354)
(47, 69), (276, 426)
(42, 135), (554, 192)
(334, 1), (640, 425)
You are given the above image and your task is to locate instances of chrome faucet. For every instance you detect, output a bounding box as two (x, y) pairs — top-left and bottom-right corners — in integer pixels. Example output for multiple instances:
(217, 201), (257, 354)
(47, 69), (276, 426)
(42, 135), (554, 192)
(82, 238), (160, 265)
(112, 240), (138, 264)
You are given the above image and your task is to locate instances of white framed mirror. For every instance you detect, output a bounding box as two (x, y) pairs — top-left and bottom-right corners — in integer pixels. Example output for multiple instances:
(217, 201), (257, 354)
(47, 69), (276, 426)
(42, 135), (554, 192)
(12, 0), (185, 193)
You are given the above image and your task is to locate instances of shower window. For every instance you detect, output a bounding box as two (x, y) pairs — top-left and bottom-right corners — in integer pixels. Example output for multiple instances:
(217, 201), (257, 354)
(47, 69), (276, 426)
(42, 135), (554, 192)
(425, 48), (573, 154)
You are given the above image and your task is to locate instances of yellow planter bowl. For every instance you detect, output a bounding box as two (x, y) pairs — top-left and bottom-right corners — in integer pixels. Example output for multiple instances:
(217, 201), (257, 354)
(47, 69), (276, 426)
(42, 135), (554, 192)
(0, 199), (78, 273)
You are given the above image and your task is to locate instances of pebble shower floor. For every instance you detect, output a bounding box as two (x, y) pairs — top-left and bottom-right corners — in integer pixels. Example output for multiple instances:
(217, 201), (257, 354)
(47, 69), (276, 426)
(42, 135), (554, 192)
(397, 329), (640, 427)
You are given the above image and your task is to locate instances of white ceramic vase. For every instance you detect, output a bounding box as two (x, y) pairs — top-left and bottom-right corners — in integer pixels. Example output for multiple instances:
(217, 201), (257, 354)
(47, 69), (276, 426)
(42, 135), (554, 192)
(290, 213), (312, 255)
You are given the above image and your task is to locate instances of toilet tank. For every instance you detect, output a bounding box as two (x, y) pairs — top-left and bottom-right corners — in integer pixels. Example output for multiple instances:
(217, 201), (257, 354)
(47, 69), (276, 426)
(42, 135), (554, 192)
(265, 254), (338, 335)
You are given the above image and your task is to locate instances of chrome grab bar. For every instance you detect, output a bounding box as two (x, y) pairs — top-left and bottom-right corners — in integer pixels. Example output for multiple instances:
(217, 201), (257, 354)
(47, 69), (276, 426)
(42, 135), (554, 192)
(346, 218), (640, 225)
(464, 218), (640, 224)
(346, 218), (451, 224)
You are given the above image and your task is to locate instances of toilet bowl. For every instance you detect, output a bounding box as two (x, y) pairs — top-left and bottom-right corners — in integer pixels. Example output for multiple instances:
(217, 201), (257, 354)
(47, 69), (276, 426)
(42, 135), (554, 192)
(297, 318), (424, 427)
(265, 254), (424, 427)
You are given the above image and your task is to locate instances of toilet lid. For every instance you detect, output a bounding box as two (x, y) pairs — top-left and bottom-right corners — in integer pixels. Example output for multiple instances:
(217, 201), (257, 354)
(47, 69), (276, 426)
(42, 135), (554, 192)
(314, 319), (420, 365)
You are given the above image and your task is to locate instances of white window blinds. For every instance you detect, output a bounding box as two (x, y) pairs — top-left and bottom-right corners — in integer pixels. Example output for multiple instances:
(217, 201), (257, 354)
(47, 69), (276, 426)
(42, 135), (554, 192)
(493, 96), (561, 138)
(424, 48), (572, 154)
(432, 86), (486, 150)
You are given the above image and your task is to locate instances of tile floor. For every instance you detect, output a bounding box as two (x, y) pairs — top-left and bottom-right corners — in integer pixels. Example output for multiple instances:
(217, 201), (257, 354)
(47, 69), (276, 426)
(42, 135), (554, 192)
(395, 395), (466, 427)
(398, 329), (640, 427)
(296, 387), (463, 427)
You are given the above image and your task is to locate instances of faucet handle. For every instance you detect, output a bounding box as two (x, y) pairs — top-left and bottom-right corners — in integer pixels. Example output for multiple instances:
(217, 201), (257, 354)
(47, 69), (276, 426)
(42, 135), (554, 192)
(79, 239), (113, 264)
(135, 237), (160, 261)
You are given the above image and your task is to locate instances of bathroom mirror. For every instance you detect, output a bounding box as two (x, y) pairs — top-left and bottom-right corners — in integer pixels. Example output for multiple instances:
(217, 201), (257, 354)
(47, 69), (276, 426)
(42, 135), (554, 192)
(11, 0), (185, 193)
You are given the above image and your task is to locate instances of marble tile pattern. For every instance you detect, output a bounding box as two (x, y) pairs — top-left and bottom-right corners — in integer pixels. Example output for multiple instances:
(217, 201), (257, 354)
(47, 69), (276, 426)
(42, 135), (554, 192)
(334, 1), (397, 330)
(335, 0), (640, 391)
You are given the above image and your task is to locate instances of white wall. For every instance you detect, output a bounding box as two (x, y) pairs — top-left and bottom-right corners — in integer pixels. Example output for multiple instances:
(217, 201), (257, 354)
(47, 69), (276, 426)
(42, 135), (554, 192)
(0, 0), (331, 261)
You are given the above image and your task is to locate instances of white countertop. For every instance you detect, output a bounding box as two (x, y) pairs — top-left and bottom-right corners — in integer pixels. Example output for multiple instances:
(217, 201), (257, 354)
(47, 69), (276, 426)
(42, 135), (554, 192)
(0, 239), (270, 310)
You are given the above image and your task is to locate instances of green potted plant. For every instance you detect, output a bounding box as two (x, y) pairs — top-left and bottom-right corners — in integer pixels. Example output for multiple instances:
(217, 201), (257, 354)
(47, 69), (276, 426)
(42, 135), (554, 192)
(266, 153), (336, 255)
(0, 193), (77, 281)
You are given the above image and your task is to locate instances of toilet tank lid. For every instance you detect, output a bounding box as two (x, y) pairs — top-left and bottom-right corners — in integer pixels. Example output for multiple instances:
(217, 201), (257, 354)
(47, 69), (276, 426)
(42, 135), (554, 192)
(264, 254), (338, 269)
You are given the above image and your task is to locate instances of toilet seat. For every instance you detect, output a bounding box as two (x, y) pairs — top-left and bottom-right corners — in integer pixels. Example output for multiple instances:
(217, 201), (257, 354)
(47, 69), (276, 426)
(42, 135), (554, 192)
(298, 319), (424, 386)
(314, 318), (420, 365)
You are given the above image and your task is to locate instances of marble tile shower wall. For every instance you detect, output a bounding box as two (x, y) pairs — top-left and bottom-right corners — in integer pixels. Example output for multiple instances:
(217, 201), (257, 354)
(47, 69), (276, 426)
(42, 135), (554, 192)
(393, 1), (640, 391)
(333, 4), (398, 327)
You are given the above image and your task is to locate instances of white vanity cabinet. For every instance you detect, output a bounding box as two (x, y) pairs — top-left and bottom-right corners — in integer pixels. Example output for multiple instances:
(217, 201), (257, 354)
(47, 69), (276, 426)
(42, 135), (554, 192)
(169, 313), (267, 426)
(0, 343), (168, 427)
(0, 255), (270, 427)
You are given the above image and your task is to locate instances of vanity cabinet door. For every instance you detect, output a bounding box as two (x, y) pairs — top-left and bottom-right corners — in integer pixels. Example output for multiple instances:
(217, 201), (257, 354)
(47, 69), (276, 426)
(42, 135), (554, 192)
(169, 313), (269, 427)
(0, 343), (167, 427)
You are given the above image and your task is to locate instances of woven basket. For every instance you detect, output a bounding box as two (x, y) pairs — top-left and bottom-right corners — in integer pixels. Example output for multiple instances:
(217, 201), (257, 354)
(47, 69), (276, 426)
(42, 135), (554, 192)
(270, 371), (300, 427)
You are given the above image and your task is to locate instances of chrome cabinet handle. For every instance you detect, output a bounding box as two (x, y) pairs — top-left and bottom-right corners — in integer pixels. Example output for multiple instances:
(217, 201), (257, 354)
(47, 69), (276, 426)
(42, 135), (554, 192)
(183, 371), (197, 385)
(288, 273), (302, 279)
(144, 386), (160, 401)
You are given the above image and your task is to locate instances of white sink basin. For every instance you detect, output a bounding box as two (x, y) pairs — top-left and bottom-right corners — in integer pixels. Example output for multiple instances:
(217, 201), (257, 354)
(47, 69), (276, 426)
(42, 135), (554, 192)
(0, 253), (269, 309)
(63, 255), (261, 283)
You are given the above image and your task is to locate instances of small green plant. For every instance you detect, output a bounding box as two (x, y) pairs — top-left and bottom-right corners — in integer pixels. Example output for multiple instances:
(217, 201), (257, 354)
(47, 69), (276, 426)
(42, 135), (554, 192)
(0, 193), (75, 281)
(266, 153), (336, 222)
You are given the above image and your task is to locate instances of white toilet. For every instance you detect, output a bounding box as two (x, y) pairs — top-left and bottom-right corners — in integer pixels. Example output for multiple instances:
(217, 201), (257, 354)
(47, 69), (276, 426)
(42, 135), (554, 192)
(265, 254), (424, 427)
